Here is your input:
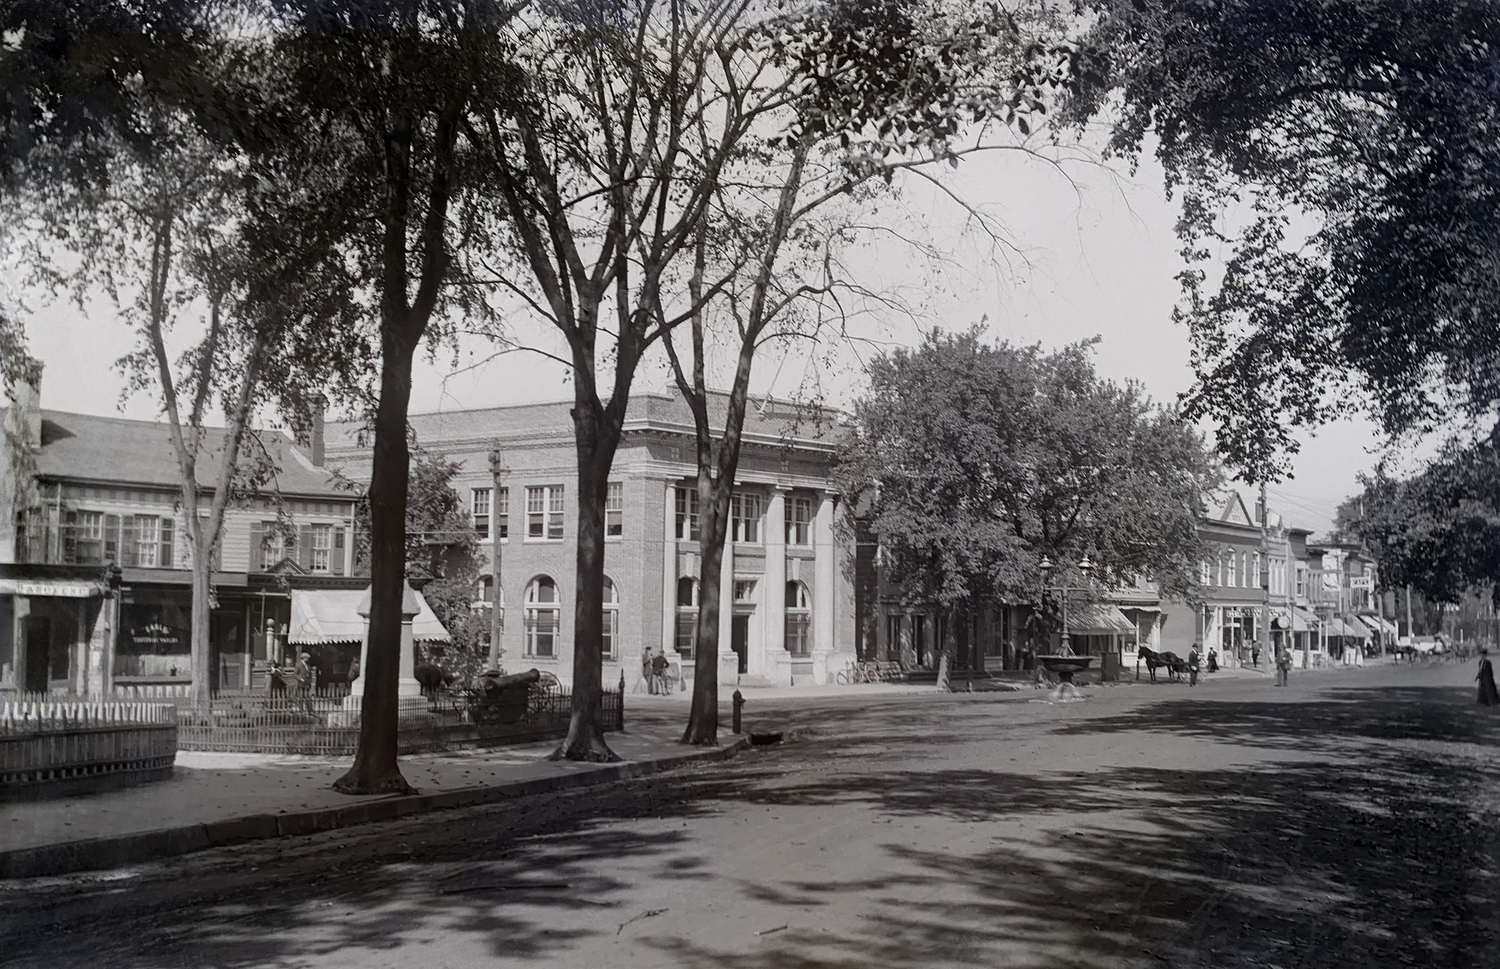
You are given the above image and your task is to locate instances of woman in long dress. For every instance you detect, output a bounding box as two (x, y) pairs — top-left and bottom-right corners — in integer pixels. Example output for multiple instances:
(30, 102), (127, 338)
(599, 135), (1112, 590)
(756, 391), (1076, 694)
(1476, 649), (1498, 706)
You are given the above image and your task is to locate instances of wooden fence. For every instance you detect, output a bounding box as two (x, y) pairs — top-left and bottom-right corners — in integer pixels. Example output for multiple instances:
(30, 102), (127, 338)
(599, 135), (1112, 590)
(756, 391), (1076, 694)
(0, 699), (178, 799)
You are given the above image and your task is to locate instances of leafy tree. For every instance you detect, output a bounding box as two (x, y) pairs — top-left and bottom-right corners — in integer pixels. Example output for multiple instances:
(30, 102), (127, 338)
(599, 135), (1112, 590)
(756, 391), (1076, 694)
(1065, 0), (1500, 479)
(231, 0), (517, 794)
(836, 330), (1219, 631)
(352, 449), (489, 675)
(658, 0), (1073, 744)
(14, 104), (359, 710)
(1346, 443), (1500, 606)
(482, 0), (1072, 756)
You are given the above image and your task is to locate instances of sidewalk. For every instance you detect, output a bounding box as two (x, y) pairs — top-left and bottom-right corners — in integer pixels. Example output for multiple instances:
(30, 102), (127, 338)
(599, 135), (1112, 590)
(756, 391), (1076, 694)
(1, 719), (746, 880)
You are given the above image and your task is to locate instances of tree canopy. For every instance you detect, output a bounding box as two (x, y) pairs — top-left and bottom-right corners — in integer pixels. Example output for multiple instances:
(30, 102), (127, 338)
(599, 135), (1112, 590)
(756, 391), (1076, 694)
(1067, 0), (1500, 479)
(836, 330), (1219, 609)
(1344, 442), (1500, 606)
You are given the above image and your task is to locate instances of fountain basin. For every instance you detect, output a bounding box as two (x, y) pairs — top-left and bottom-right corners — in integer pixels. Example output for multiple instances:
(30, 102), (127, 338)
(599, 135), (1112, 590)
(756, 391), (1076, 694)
(1036, 655), (1096, 684)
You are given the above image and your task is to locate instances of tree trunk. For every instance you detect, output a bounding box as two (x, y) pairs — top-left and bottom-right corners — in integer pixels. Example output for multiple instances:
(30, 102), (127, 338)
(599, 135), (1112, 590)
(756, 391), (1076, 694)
(189, 545), (212, 710)
(682, 468), (729, 745)
(335, 329), (417, 794)
(551, 403), (621, 762)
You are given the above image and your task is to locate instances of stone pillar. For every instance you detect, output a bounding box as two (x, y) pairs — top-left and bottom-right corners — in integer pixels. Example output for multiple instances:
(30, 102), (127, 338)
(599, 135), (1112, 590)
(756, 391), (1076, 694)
(661, 479), (677, 655)
(718, 538), (736, 685)
(349, 581), (423, 702)
(764, 488), (790, 685)
(812, 490), (837, 684)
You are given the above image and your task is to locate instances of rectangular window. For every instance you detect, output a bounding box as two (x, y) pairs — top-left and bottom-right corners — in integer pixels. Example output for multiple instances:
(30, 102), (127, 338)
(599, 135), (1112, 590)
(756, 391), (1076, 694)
(601, 608), (617, 660)
(496, 486), (509, 540)
(1200, 559), (1212, 586)
(73, 511), (104, 564)
(675, 486), (700, 541)
(785, 614), (811, 656)
(261, 523), (286, 571)
(135, 515), (160, 568)
(731, 492), (762, 543)
(1251, 552), (1261, 590)
(606, 482), (623, 537)
(1296, 565), (1307, 598)
(526, 485), (564, 540)
(785, 496), (812, 546)
(311, 523), (332, 572)
(675, 613), (696, 658)
(472, 487), (491, 540)
(1226, 551), (1237, 588)
(734, 580), (757, 602)
(525, 609), (558, 657)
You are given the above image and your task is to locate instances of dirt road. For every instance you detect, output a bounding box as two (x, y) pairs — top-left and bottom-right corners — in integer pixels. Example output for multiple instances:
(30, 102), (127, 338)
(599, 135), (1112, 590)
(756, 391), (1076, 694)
(4, 662), (1498, 968)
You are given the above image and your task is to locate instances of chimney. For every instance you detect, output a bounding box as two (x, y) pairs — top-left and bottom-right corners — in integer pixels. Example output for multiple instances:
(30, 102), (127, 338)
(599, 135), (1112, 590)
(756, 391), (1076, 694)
(4, 366), (42, 450)
(295, 394), (326, 466)
(310, 395), (325, 467)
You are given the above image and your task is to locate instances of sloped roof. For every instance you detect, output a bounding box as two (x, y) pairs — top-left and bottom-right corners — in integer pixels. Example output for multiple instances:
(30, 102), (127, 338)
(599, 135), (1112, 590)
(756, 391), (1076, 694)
(23, 409), (347, 499)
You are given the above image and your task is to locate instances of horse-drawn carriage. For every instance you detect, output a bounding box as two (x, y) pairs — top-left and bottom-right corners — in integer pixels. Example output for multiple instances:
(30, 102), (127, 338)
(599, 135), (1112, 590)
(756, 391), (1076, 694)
(1137, 646), (1191, 682)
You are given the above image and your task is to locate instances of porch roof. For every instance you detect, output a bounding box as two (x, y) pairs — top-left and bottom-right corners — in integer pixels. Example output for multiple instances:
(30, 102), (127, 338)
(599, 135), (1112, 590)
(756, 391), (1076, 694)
(288, 588), (451, 645)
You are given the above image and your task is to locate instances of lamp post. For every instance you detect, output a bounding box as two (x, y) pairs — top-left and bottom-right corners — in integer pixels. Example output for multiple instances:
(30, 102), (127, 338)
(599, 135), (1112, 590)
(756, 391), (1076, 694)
(1040, 554), (1093, 655)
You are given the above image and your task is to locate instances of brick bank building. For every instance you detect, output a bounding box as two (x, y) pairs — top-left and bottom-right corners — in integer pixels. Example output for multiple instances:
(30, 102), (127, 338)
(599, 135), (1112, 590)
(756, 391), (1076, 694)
(324, 393), (859, 691)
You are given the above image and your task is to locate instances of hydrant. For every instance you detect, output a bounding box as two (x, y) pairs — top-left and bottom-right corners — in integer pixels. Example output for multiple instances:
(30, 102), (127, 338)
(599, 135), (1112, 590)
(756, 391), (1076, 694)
(732, 689), (745, 734)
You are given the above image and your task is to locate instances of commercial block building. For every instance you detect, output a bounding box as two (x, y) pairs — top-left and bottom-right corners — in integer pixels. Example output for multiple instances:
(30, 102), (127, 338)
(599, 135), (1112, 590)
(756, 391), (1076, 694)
(323, 393), (858, 690)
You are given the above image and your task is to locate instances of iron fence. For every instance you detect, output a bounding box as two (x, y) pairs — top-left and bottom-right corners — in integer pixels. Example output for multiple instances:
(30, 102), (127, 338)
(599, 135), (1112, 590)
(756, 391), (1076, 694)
(174, 685), (623, 755)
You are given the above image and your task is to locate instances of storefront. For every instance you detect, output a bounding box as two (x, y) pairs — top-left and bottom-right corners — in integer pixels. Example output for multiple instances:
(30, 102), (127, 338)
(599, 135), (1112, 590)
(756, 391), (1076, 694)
(0, 572), (111, 695)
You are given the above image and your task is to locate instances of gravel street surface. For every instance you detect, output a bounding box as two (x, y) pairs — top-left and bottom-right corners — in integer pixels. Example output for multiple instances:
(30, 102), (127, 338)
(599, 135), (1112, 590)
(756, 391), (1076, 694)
(4, 662), (1498, 968)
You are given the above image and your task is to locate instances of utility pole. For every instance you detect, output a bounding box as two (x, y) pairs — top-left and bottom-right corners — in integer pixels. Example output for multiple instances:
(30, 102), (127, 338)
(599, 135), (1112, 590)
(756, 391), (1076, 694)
(1260, 481), (1271, 667)
(488, 443), (505, 672)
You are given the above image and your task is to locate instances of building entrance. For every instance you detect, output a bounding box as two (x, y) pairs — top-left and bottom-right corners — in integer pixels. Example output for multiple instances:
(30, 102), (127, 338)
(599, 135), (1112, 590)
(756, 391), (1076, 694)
(23, 617), (51, 693)
(732, 614), (749, 674)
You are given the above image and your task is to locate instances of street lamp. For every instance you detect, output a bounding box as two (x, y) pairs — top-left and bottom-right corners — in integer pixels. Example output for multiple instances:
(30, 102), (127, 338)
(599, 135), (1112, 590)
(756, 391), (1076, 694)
(1040, 554), (1093, 655)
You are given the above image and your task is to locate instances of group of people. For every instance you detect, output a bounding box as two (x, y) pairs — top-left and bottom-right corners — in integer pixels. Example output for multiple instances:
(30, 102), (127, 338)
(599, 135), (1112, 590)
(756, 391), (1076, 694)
(1180, 642), (1293, 687)
(640, 647), (676, 694)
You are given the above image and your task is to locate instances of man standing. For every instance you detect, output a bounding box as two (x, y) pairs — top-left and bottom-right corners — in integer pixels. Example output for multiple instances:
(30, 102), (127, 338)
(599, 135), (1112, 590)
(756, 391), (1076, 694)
(1187, 643), (1201, 687)
(652, 649), (671, 693)
(642, 648), (657, 695)
(1276, 646), (1292, 687)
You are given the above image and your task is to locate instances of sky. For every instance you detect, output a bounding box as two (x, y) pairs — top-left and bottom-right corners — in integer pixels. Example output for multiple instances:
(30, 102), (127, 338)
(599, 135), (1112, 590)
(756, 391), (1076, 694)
(11, 134), (1411, 538)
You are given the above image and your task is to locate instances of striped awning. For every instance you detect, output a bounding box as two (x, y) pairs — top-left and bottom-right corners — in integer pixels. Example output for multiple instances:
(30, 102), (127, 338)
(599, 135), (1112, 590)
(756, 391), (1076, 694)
(1068, 603), (1138, 635)
(289, 588), (451, 645)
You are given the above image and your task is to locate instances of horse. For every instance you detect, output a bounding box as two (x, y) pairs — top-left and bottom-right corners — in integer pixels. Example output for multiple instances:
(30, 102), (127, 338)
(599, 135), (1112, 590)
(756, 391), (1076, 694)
(1138, 646), (1187, 682)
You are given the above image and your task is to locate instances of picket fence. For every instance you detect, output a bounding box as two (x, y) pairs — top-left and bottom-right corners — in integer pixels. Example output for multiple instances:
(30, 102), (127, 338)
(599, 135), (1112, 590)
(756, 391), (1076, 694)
(0, 698), (178, 797)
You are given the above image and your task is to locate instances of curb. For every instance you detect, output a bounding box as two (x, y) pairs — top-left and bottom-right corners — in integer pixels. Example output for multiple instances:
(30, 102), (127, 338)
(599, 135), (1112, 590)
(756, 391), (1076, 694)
(0, 738), (751, 881)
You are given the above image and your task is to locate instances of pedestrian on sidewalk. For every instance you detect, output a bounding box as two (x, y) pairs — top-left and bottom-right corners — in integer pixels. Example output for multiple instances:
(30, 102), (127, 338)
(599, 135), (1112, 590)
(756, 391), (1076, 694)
(1275, 646), (1291, 687)
(641, 648), (656, 695)
(1476, 649), (1498, 707)
(1187, 644), (1201, 687)
(651, 649), (670, 694)
(1207, 648), (1218, 673)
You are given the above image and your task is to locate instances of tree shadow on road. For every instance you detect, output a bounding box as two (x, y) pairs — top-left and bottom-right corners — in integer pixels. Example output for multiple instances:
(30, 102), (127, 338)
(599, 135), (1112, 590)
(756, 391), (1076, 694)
(6, 685), (1500, 969)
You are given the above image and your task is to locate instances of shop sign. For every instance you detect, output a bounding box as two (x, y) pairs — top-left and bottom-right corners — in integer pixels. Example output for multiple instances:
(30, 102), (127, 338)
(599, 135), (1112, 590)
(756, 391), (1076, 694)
(0, 578), (102, 597)
(129, 621), (183, 650)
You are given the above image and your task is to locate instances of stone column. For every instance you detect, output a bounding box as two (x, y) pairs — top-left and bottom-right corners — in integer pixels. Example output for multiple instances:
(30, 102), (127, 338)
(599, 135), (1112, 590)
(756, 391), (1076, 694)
(661, 479), (677, 656)
(812, 490), (837, 684)
(349, 581), (423, 703)
(764, 487), (789, 685)
(718, 538), (736, 684)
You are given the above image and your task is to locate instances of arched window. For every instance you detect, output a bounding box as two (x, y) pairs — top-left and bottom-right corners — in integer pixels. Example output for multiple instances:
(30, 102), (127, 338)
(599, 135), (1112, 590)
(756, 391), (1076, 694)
(525, 576), (559, 658)
(601, 577), (619, 661)
(785, 581), (811, 656)
(675, 577), (698, 658)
